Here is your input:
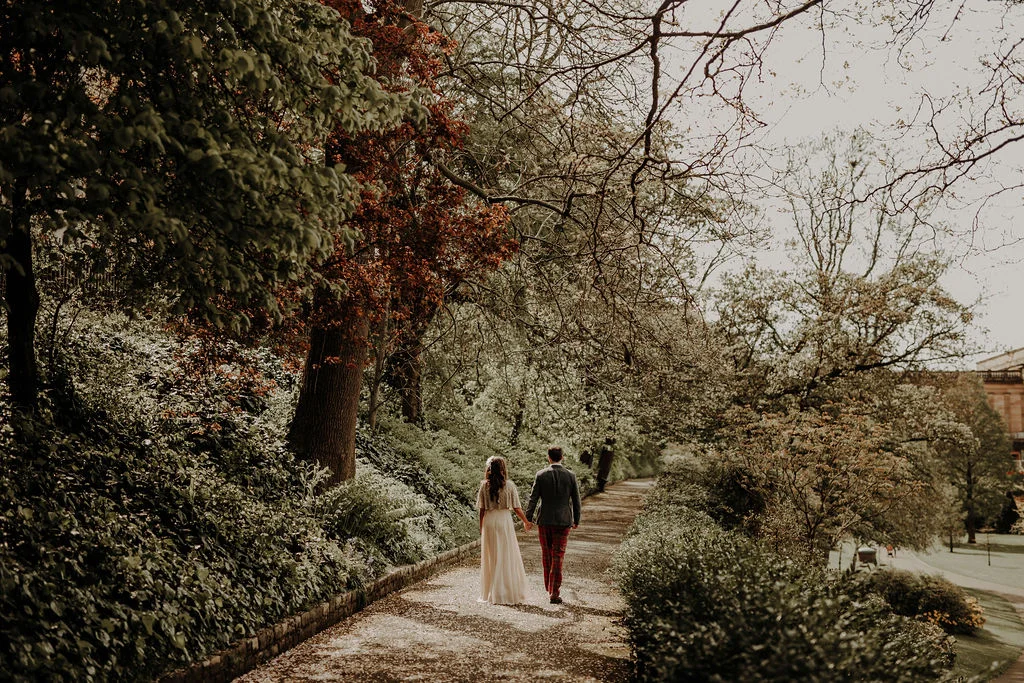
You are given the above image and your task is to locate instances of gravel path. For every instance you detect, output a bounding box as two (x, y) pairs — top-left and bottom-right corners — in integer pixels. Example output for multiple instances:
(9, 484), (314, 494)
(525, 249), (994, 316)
(237, 479), (654, 682)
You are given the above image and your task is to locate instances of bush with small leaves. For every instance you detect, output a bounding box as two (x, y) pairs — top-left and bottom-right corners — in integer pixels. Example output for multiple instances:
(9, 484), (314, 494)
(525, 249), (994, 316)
(0, 317), (459, 680)
(856, 569), (986, 635)
(614, 475), (956, 682)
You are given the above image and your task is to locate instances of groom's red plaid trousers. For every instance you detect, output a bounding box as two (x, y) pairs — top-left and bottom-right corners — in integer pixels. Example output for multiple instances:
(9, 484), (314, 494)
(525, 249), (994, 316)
(538, 525), (571, 597)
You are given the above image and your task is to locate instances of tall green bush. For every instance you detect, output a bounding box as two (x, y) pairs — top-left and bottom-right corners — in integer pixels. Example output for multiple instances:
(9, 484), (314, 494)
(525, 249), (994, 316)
(0, 317), (460, 680)
(614, 479), (956, 682)
(0, 408), (366, 680)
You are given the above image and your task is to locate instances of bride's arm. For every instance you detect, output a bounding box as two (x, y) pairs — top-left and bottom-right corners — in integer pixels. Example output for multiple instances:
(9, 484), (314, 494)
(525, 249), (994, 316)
(513, 507), (533, 532)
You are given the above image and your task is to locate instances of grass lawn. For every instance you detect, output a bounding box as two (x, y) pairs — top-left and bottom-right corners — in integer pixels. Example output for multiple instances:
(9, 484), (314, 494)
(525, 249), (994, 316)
(916, 534), (1024, 589)
(952, 589), (1024, 681)
(828, 535), (1024, 680)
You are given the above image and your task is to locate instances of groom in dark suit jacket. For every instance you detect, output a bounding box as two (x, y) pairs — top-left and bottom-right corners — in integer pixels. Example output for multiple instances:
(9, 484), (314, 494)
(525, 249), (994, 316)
(526, 446), (582, 604)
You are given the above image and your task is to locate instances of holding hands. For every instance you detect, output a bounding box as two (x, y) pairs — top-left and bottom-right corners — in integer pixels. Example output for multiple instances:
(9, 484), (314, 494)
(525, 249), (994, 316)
(513, 506), (532, 533)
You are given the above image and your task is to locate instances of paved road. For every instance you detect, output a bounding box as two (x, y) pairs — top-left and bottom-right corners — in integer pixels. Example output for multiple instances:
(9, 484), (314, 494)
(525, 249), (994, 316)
(891, 553), (1024, 682)
(237, 479), (654, 682)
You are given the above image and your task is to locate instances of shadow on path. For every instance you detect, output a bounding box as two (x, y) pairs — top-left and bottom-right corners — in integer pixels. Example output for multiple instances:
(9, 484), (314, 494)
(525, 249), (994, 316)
(237, 479), (654, 682)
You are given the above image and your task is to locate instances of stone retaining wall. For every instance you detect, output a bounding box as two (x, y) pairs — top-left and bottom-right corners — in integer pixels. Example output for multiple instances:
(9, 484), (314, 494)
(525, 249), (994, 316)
(157, 539), (482, 683)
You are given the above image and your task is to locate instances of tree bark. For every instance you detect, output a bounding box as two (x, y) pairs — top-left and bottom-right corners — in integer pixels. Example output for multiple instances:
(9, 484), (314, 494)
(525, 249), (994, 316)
(287, 296), (368, 485)
(965, 460), (978, 544)
(367, 309), (391, 432)
(509, 392), (526, 445)
(509, 348), (532, 445)
(966, 517), (978, 544)
(1, 181), (40, 413)
(367, 344), (385, 432)
(393, 332), (423, 424)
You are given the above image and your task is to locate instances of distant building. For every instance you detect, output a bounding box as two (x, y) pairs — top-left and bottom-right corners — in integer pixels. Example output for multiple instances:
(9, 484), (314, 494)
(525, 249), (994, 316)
(976, 349), (1024, 532)
(976, 347), (1024, 454)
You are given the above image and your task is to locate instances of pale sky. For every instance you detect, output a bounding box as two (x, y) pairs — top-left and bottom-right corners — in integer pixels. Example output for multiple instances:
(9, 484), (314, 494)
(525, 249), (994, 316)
(712, 0), (1024, 364)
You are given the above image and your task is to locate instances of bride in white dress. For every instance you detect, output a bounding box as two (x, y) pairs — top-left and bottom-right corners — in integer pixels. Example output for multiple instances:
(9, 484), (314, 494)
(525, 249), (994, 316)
(477, 456), (532, 604)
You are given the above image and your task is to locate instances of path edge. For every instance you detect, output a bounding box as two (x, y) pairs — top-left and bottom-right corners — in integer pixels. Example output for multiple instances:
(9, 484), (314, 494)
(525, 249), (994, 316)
(156, 539), (482, 683)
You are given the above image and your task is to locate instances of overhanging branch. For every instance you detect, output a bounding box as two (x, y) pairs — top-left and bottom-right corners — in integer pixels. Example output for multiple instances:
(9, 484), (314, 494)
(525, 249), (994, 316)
(428, 153), (570, 216)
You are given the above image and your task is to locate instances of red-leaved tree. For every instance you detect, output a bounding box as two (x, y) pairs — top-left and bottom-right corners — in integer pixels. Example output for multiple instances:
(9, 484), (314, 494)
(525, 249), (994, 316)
(286, 0), (514, 484)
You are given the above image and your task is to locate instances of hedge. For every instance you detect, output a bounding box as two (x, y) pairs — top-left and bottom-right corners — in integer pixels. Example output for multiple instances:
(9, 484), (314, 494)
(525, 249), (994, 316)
(614, 480), (955, 682)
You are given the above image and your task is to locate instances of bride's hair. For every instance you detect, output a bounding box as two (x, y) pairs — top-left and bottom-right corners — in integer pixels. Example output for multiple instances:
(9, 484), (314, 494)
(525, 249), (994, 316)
(485, 457), (506, 503)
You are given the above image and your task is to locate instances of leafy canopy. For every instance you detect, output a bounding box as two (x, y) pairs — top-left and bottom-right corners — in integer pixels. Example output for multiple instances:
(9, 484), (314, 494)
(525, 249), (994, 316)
(0, 0), (407, 326)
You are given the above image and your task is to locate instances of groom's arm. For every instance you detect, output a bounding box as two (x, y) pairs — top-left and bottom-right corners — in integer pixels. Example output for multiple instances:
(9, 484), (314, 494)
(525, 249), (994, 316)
(525, 473), (540, 523)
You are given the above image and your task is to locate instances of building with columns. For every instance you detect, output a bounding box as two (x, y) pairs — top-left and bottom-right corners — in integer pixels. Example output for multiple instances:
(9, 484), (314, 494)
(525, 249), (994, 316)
(977, 348), (1024, 455)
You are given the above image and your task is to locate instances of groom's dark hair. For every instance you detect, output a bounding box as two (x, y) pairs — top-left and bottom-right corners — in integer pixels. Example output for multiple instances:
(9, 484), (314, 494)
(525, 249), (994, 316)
(547, 446), (564, 461)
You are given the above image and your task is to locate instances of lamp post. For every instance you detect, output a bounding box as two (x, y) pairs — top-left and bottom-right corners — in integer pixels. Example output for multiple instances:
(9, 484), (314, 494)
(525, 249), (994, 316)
(981, 526), (994, 567)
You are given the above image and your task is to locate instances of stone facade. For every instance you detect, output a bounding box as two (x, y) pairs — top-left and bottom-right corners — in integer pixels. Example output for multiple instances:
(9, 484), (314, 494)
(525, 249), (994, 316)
(977, 347), (1024, 454)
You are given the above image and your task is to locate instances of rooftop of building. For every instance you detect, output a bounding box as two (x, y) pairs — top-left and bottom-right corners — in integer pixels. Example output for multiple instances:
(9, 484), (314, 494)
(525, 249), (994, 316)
(977, 347), (1024, 372)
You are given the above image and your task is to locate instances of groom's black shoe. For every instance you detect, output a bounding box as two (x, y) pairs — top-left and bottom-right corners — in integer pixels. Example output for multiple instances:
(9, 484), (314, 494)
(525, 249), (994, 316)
(550, 595), (563, 604)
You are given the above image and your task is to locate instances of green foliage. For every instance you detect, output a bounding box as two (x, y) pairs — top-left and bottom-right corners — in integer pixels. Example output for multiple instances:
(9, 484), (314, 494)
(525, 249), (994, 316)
(0, 284), (656, 681)
(600, 432), (662, 483)
(319, 473), (432, 569)
(688, 458), (767, 536)
(705, 402), (949, 560)
(856, 570), (986, 635)
(1, 0), (408, 325)
(363, 416), (489, 508)
(0, 314), (480, 680)
(0, 402), (366, 681)
(614, 472), (957, 682)
(925, 373), (1014, 536)
(377, 411), (582, 503)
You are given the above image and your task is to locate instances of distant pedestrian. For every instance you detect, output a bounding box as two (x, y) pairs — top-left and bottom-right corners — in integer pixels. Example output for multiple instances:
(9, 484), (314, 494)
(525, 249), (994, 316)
(526, 446), (581, 604)
(596, 437), (615, 492)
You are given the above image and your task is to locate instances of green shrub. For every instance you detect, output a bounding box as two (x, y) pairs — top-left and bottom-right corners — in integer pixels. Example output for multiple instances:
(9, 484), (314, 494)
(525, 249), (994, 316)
(696, 460), (766, 535)
(0, 316), (455, 681)
(614, 477), (956, 682)
(319, 470), (439, 568)
(639, 455), (764, 536)
(0, 308), (659, 681)
(857, 569), (986, 635)
(0, 408), (366, 681)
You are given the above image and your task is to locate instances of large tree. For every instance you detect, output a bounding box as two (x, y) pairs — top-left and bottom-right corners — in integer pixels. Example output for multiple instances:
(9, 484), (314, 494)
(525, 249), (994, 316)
(718, 401), (946, 562)
(414, 0), (886, 450)
(714, 133), (973, 410)
(285, 0), (513, 484)
(925, 373), (1013, 543)
(705, 135), (977, 559)
(0, 0), (403, 413)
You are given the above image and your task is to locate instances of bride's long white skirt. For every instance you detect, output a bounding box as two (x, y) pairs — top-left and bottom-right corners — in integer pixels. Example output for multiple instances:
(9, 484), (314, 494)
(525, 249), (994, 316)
(479, 509), (528, 604)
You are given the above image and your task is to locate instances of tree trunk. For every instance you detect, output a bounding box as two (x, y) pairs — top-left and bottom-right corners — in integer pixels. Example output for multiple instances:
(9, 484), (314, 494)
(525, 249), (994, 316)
(367, 346), (385, 432)
(393, 332), (423, 423)
(1, 181), (40, 413)
(509, 349), (532, 445)
(287, 300), (368, 485)
(965, 461), (978, 544)
(367, 309), (391, 432)
(509, 392), (526, 445)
